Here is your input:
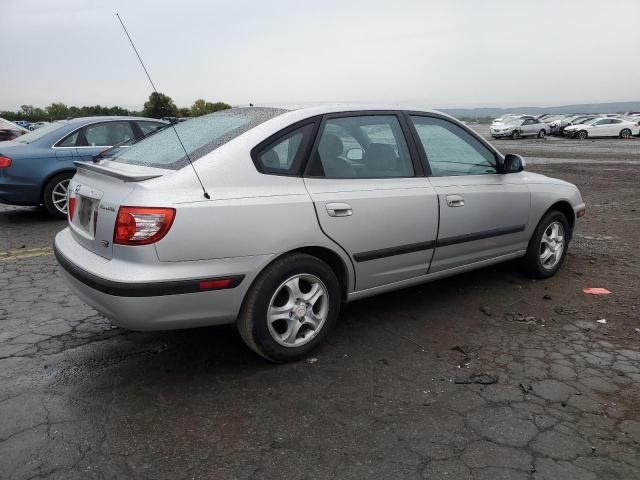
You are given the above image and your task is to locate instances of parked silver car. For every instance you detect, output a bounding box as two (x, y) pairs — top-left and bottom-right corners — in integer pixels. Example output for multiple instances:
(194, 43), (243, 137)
(490, 117), (551, 139)
(54, 106), (585, 362)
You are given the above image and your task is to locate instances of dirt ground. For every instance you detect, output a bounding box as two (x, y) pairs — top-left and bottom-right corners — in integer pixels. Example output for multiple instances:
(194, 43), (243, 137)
(0, 129), (639, 479)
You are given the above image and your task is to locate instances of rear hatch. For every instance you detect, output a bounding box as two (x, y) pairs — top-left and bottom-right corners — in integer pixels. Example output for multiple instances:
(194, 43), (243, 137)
(67, 161), (170, 260)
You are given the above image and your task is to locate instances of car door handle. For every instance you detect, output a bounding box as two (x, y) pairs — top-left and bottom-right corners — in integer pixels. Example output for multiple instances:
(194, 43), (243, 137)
(326, 202), (353, 217)
(446, 195), (465, 207)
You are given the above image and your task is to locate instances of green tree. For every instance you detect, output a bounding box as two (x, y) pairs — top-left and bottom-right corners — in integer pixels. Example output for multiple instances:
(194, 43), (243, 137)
(142, 92), (178, 118)
(46, 102), (70, 120)
(190, 99), (231, 117)
(18, 105), (36, 118)
(178, 107), (191, 118)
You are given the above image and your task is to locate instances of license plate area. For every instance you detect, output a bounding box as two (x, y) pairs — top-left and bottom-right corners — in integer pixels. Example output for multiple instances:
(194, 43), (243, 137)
(76, 196), (98, 237)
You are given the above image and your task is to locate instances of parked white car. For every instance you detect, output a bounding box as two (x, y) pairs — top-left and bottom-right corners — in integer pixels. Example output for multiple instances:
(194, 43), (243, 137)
(490, 117), (550, 139)
(491, 114), (523, 128)
(564, 117), (639, 139)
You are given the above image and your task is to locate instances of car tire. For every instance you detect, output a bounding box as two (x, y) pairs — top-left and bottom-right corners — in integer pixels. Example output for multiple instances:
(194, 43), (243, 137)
(577, 130), (588, 140)
(521, 210), (570, 279)
(237, 253), (342, 362)
(620, 129), (632, 139)
(537, 129), (546, 138)
(511, 130), (521, 140)
(43, 172), (73, 219)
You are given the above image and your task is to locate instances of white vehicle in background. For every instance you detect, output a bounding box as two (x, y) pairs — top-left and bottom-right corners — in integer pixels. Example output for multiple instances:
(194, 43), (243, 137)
(491, 114), (523, 128)
(490, 117), (550, 139)
(564, 117), (640, 139)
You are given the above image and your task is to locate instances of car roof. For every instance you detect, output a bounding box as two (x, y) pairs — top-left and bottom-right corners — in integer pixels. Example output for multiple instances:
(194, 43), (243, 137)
(65, 116), (165, 124)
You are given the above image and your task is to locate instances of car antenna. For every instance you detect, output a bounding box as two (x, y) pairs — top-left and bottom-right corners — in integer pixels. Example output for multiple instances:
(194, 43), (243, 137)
(115, 13), (210, 200)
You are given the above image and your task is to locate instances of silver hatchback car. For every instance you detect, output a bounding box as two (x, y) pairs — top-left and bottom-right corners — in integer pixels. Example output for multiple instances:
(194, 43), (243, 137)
(54, 106), (585, 362)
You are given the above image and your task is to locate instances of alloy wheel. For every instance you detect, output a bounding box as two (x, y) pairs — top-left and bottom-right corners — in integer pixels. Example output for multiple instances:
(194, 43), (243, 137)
(51, 179), (70, 215)
(267, 274), (329, 347)
(539, 221), (565, 270)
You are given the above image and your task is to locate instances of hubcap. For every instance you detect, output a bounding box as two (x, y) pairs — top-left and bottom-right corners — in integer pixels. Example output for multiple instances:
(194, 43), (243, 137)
(539, 221), (565, 270)
(52, 179), (70, 214)
(267, 274), (329, 347)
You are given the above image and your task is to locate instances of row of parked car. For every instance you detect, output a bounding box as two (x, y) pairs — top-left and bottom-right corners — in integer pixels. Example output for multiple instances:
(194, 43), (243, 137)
(0, 116), (168, 216)
(489, 112), (640, 140)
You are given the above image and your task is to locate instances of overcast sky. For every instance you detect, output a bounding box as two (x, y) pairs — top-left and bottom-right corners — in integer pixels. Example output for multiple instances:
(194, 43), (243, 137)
(2, 0), (639, 111)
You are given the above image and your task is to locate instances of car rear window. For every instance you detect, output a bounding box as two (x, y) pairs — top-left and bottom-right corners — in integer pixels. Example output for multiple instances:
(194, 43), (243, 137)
(110, 107), (288, 170)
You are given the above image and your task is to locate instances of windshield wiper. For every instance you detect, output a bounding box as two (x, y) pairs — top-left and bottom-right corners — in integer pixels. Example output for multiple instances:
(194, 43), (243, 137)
(93, 123), (172, 162)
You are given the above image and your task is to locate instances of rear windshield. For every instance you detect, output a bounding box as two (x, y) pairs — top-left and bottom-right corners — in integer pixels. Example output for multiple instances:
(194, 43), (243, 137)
(110, 107), (287, 170)
(14, 121), (67, 143)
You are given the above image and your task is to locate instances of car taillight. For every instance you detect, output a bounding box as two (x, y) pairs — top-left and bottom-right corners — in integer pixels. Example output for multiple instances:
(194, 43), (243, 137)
(114, 207), (176, 245)
(68, 195), (76, 221)
(0, 156), (12, 168)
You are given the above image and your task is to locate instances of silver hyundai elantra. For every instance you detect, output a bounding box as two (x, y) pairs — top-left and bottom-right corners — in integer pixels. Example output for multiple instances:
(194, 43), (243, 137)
(54, 105), (585, 362)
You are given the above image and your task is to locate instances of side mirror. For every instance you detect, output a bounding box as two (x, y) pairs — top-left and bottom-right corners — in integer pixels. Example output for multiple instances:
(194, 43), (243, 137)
(346, 147), (364, 161)
(503, 154), (525, 173)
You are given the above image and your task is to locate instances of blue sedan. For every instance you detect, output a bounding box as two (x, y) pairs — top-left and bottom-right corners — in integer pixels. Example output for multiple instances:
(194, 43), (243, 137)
(0, 116), (166, 217)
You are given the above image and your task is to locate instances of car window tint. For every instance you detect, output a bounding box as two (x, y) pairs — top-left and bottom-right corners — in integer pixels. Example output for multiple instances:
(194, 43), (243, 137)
(255, 123), (313, 175)
(309, 115), (413, 178)
(137, 121), (165, 136)
(84, 122), (134, 147)
(410, 116), (496, 177)
(57, 130), (80, 147)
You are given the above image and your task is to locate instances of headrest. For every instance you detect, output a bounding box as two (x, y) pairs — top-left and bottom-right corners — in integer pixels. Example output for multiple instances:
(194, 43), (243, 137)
(319, 134), (343, 158)
(366, 143), (396, 170)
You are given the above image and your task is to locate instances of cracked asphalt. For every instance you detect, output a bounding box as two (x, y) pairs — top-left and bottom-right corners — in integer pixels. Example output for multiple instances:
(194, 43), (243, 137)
(1, 130), (639, 479)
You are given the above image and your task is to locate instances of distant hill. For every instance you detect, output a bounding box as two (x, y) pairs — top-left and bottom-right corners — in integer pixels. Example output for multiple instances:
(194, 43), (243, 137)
(441, 101), (640, 119)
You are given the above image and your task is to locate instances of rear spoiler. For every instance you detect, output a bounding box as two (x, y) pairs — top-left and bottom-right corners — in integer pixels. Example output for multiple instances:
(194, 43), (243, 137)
(74, 161), (163, 182)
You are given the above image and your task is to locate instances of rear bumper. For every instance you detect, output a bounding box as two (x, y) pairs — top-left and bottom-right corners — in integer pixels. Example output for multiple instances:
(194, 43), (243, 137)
(53, 228), (265, 331)
(0, 183), (41, 206)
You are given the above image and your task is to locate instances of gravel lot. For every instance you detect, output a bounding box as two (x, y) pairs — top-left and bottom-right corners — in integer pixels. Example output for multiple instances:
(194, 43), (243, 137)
(1, 128), (639, 479)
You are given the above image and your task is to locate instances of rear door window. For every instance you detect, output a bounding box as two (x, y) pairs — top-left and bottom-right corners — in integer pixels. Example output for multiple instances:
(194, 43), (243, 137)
(80, 122), (135, 147)
(307, 115), (414, 178)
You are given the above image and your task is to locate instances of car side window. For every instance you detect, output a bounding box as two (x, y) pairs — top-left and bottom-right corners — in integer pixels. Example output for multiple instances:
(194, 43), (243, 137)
(80, 122), (135, 147)
(253, 123), (314, 175)
(308, 115), (414, 178)
(56, 130), (80, 147)
(410, 116), (496, 177)
(137, 121), (165, 136)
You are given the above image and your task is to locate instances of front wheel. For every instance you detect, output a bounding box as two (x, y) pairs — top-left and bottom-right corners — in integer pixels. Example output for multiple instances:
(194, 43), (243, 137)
(511, 130), (521, 140)
(577, 130), (588, 140)
(620, 129), (632, 139)
(537, 129), (546, 138)
(43, 173), (73, 218)
(237, 253), (342, 362)
(521, 210), (570, 279)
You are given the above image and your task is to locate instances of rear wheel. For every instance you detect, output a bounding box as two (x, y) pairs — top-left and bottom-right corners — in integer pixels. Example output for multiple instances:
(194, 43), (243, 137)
(537, 129), (546, 138)
(521, 210), (570, 279)
(620, 129), (632, 139)
(577, 130), (588, 140)
(511, 130), (521, 140)
(43, 173), (73, 218)
(237, 253), (341, 362)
